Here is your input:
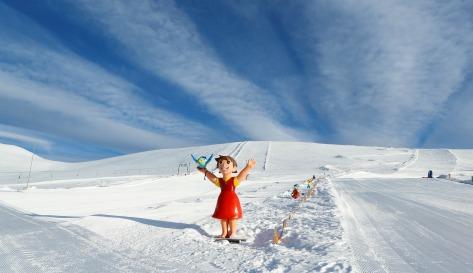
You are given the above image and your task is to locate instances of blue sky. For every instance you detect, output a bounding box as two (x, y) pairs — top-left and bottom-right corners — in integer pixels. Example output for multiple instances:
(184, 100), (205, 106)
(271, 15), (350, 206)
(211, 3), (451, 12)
(1, 0), (472, 161)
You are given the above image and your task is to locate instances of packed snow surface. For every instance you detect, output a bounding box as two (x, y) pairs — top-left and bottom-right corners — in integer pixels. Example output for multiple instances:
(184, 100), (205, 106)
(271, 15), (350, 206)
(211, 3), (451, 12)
(0, 141), (472, 272)
(333, 178), (473, 273)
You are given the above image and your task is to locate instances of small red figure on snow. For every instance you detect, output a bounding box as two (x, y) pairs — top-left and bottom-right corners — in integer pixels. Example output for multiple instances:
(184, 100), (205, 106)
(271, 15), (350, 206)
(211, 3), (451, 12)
(291, 184), (300, 199)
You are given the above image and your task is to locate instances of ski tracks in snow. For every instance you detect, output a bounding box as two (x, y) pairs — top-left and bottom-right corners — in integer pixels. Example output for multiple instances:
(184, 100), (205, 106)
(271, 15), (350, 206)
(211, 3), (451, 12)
(0, 204), (170, 273)
(229, 141), (247, 160)
(394, 149), (419, 172)
(332, 178), (473, 273)
(396, 149), (457, 176)
(263, 141), (271, 171)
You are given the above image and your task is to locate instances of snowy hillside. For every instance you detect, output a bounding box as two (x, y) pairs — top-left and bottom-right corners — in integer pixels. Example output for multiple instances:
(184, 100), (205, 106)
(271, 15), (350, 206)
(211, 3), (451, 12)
(1, 141), (472, 272)
(1, 141), (456, 186)
(0, 144), (70, 172)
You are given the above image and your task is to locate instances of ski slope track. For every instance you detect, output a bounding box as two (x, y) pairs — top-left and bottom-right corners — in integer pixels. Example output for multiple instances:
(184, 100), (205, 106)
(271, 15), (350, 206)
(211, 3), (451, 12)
(333, 178), (473, 273)
(0, 203), (173, 273)
(0, 141), (472, 272)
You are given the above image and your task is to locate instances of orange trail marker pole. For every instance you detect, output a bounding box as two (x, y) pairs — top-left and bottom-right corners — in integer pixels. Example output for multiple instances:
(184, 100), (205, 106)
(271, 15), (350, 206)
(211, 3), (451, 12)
(273, 228), (281, 244)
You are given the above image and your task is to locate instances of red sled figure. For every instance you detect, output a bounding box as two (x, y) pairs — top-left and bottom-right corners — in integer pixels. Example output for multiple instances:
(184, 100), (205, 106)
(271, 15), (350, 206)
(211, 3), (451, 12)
(291, 186), (301, 199)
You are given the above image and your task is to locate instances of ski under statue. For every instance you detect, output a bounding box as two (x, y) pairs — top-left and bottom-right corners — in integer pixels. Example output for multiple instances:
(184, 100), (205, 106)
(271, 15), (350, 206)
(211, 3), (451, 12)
(214, 237), (247, 244)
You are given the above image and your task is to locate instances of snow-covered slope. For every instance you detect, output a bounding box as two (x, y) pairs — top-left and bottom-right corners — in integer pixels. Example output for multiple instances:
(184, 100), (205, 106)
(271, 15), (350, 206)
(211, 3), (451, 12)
(0, 142), (240, 185)
(0, 143), (69, 172)
(0, 141), (441, 186)
(450, 149), (473, 181)
(0, 141), (472, 273)
(333, 177), (473, 273)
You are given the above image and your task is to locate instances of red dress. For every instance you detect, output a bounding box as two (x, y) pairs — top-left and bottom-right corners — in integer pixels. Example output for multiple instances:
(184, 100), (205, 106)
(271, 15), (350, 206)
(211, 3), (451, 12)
(212, 177), (243, 220)
(291, 188), (300, 199)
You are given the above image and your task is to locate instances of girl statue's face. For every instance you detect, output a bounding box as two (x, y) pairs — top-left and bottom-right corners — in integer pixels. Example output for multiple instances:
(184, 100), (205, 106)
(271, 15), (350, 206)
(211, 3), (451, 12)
(218, 159), (235, 175)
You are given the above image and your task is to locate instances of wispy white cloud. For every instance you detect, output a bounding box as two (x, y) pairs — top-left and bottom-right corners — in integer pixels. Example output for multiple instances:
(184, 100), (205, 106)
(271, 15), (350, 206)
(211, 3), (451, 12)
(2, 0), (470, 157)
(68, 0), (315, 142)
(423, 81), (473, 148)
(0, 71), (194, 152)
(0, 2), (219, 152)
(277, 0), (473, 146)
(0, 125), (52, 149)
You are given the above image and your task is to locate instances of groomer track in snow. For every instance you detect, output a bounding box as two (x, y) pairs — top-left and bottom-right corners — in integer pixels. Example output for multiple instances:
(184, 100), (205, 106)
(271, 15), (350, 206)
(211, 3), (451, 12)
(333, 178), (473, 273)
(0, 203), (172, 273)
